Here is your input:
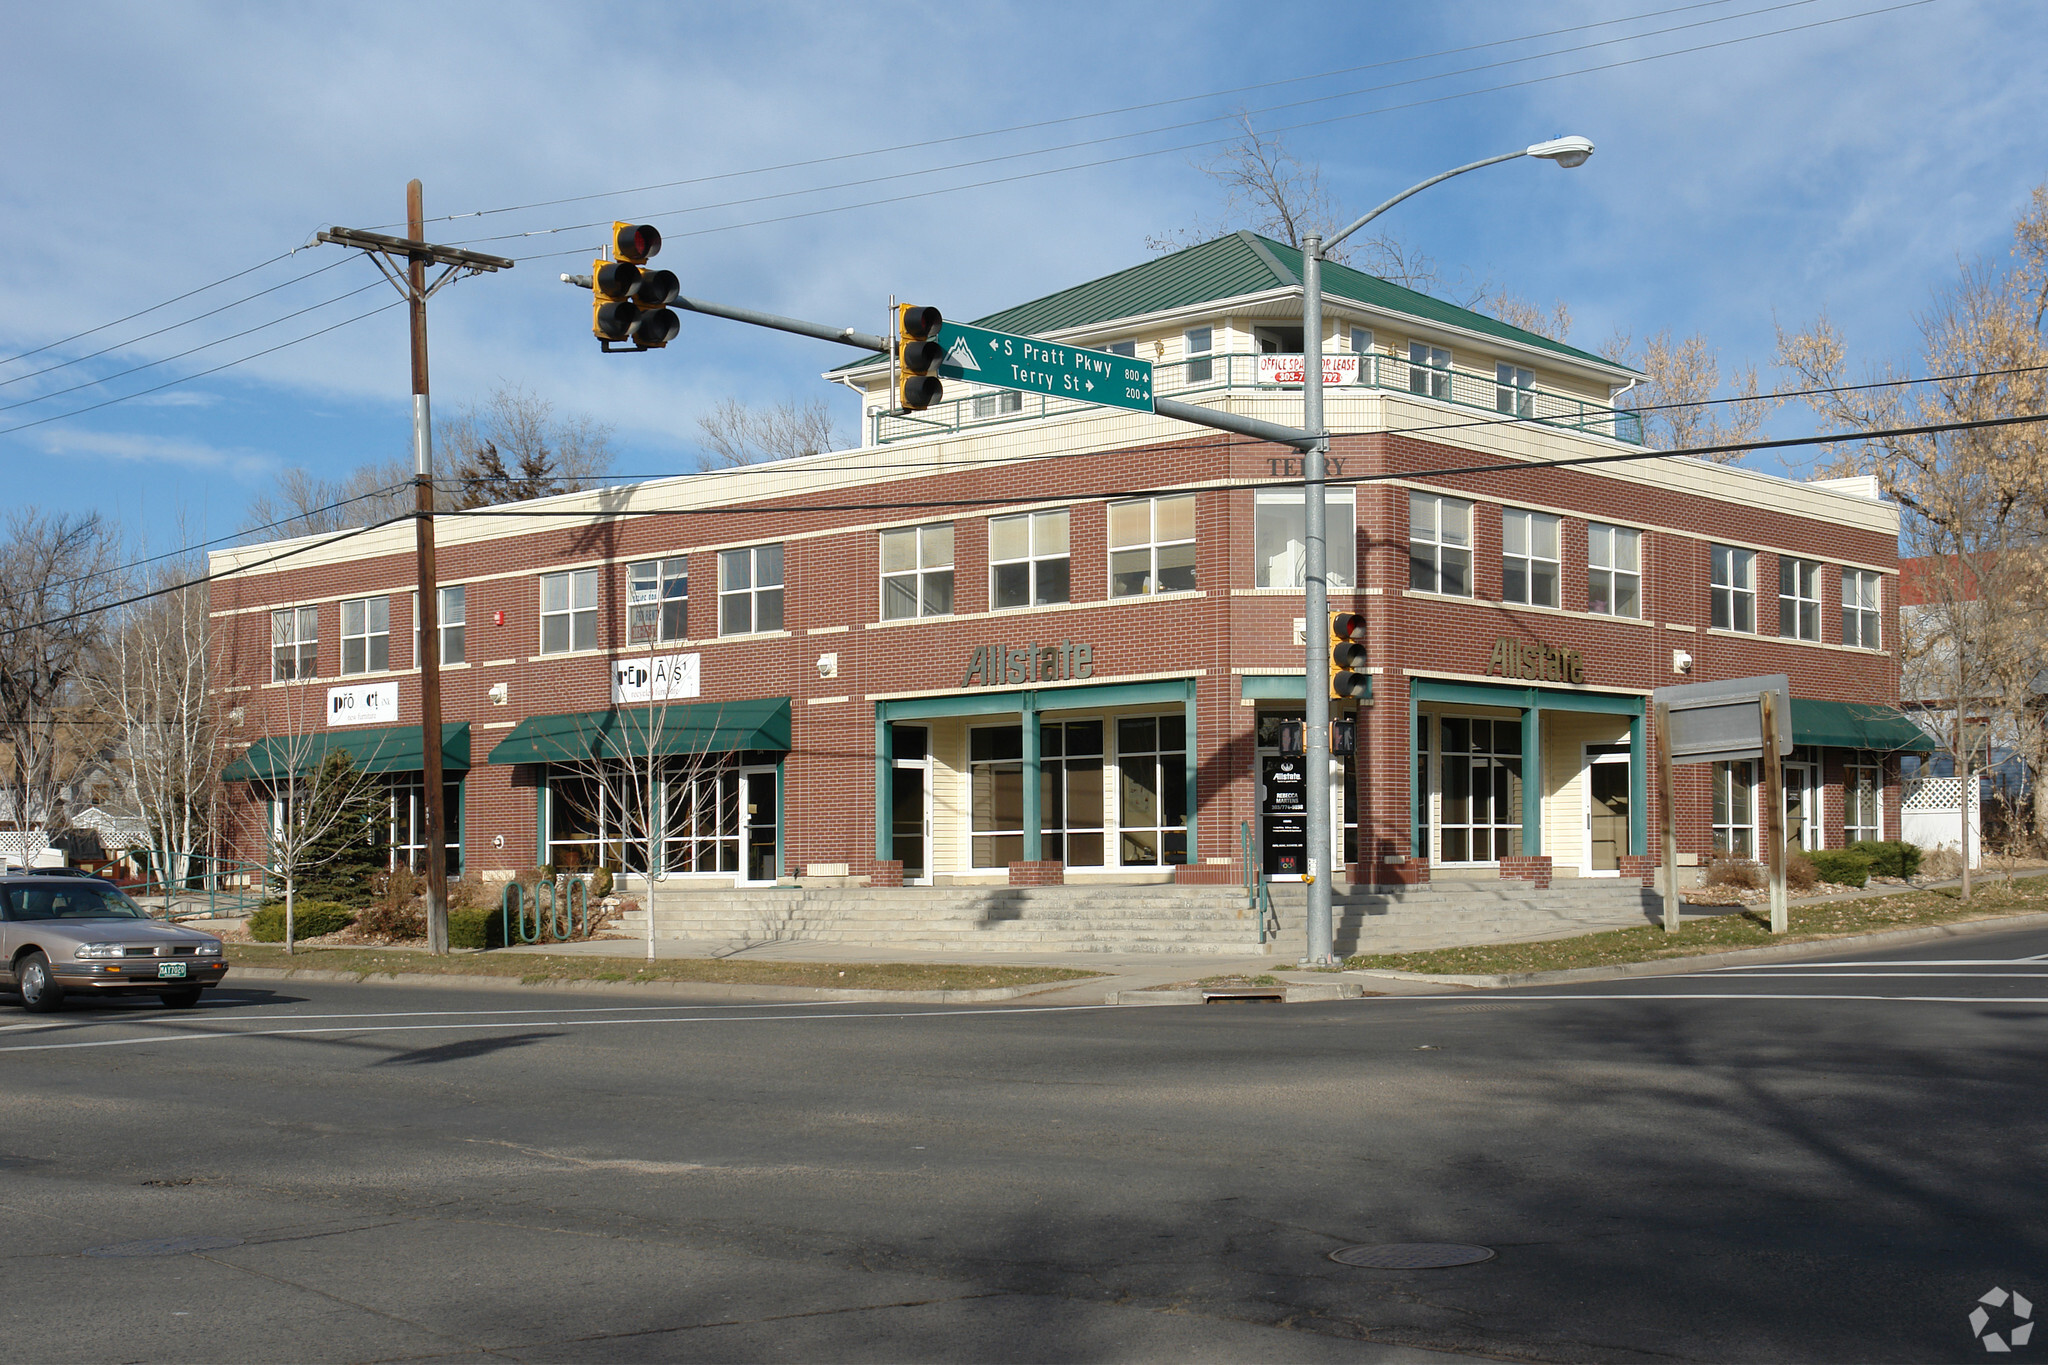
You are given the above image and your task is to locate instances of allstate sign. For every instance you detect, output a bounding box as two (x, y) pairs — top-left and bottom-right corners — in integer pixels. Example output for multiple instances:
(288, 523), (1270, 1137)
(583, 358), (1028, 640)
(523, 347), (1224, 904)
(613, 652), (701, 704)
(327, 681), (399, 727)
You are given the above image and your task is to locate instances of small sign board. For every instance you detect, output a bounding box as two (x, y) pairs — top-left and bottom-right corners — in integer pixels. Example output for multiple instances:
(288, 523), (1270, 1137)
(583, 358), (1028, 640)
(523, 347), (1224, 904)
(936, 322), (1154, 414)
(1653, 673), (1791, 766)
(612, 652), (701, 704)
(1256, 354), (1360, 386)
(327, 681), (399, 728)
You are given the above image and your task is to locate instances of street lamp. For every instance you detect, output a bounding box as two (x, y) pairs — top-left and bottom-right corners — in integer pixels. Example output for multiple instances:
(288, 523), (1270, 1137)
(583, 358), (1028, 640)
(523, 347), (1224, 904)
(1298, 135), (1594, 966)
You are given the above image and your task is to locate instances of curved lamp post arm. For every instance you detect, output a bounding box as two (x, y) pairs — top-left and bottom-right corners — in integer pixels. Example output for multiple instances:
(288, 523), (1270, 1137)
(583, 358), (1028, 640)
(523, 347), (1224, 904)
(1323, 150), (1531, 257)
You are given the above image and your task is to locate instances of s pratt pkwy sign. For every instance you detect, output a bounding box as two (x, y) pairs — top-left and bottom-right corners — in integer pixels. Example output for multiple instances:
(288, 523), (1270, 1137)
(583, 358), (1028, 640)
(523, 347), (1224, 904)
(936, 321), (1154, 414)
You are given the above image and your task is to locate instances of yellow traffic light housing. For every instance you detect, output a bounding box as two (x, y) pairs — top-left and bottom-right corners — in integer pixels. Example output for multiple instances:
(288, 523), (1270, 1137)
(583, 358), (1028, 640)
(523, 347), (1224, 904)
(590, 224), (679, 349)
(1329, 611), (1369, 702)
(897, 304), (944, 411)
(614, 221), (661, 264)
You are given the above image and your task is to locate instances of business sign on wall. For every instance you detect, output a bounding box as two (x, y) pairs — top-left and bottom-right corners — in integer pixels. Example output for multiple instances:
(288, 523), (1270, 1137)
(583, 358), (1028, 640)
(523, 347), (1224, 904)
(327, 681), (399, 727)
(1257, 354), (1360, 386)
(613, 652), (702, 704)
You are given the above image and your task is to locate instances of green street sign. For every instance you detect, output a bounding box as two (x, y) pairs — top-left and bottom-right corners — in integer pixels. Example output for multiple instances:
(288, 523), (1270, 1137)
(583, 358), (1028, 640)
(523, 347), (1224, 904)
(936, 321), (1155, 414)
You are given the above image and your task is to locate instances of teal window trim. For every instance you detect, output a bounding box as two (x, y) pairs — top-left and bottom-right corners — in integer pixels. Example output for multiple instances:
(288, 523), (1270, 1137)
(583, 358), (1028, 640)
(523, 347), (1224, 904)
(1022, 710), (1043, 862)
(874, 717), (893, 862)
(535, 778), (548, 868)
(1409, 679), (1646, 863)
(1184, 687), (1200, 861)
(776, 757), (787, 880)
(1410, 696), (1424, 859)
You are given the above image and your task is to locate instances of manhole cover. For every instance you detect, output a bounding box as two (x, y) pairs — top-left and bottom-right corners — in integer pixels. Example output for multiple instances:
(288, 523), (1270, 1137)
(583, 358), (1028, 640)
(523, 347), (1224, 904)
(1329, 1242), (1495, 1269)
(84, 1235), (243, 1258)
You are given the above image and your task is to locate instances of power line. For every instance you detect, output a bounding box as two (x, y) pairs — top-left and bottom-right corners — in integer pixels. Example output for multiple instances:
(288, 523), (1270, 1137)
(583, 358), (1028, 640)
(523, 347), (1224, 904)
(0, 248), (305, 369)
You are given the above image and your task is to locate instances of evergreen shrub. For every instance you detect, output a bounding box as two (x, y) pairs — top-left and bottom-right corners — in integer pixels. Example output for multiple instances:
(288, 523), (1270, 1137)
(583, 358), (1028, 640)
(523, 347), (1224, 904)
(250, 901), (358, 942)
(1809, 849), (1872, 888)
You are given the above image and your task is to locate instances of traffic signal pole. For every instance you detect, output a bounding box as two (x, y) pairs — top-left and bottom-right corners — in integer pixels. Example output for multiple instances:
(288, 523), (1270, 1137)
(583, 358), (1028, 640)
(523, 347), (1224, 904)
(318, 183), (512, 955)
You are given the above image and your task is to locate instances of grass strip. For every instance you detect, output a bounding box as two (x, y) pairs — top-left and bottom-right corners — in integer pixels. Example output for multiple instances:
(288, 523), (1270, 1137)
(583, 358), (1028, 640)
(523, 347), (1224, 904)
(223, 944), (1099, 992)
(1342, 878), (2048, 977)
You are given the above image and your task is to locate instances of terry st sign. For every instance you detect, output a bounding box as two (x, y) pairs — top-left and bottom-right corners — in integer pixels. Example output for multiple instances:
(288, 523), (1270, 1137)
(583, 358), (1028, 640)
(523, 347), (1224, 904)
(936, 321), (1154, 414)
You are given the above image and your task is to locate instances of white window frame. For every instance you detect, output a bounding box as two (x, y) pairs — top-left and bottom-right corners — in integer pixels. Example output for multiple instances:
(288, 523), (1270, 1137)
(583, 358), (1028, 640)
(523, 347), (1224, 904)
(719, 544), (784, 636)
(1712, 759), (1757, 858)
(339, 596), (390, 675)
(271, 605), (317, 682)
(1408, 491), (1472, 597)
(1408, 341), (1451, 400)
(1779, 557), (1821, 640)
(539, 569), (599, 655)
(627, 558), (689, 645)
(412, 585), (466, 666)
(1501, 508), (1560, 607)
(1108, 494), (1197, 598)
(1845, 761), (1882, 843)
(1843, 568), (1882, 649)
(1183, 326), (1213, 384)
(880, 523), (955, 621)
(1254, 489), (1354, 589)
(1495, 363), (1535, 418)
(989, 508), (1070, 610)
(1587, 523), (1641, 618)
(1711, 545), (1756, 632)
(971, 389), (1024, 419)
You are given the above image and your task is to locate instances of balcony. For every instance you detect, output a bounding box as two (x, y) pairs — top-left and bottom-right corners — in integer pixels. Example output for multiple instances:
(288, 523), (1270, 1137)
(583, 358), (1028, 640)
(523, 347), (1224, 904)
(871, 351), (1648, 448)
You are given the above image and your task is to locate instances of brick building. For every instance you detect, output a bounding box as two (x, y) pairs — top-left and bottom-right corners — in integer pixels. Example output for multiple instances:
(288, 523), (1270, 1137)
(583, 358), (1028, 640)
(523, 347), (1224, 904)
(209, 232), (1924, 904)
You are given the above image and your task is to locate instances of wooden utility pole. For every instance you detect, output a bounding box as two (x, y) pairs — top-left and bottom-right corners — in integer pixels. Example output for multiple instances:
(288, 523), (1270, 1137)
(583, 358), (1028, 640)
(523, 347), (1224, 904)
(1760, 691), (1787, 934)
(1655, 701), (1679, 933)
(317, 184), (512, 954)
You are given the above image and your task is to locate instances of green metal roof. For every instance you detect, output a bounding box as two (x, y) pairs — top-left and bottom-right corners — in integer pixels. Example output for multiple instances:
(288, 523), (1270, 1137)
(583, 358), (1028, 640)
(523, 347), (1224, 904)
(833, 230), (1627, 372)
(221, 723), (470, 782)
(485, 699), (791, 765)
(1790, 700), (1933, 753)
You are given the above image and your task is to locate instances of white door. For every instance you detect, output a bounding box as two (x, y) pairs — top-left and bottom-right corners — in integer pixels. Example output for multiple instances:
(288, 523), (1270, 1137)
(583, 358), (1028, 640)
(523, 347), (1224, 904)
(1582, 744), (1631, 877)
(738, 767), (778, 884)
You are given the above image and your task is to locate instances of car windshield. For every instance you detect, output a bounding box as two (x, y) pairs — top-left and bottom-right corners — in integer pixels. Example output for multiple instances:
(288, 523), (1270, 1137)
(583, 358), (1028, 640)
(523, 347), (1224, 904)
(4, 885), (150, 920)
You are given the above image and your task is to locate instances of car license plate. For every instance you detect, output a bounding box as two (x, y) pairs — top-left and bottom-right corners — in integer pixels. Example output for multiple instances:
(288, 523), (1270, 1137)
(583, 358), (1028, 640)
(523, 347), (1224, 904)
(157, 962), (187, 979)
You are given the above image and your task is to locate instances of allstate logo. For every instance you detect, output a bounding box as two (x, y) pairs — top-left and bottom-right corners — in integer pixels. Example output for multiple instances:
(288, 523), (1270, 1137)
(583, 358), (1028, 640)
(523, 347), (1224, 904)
(1970, 1287), (2034, 1353)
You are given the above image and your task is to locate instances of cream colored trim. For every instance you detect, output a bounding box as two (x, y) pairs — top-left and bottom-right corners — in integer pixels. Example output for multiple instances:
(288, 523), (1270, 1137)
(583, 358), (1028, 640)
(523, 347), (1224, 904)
(807, 695), (851, 706)
(806, 625), (850, 635)
(871, 589), (1209, 630)
(1404, 666), (1652, 697)
(863, 667), (1205, 703)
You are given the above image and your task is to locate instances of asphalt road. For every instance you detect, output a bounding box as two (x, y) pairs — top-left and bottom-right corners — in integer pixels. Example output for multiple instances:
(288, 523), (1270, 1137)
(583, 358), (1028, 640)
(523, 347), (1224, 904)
(3, 927), (2045, 1363)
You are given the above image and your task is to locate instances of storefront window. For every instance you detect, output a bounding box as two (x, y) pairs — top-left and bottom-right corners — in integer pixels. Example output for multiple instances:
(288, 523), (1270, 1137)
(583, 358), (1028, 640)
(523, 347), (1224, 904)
(386, 777), (462, 878)
(970, 726), (1025, 868)
(663, 764), (740, 874)
(1845, 761), (1881, 843)
(1042, 721), (1105, 866)
(1712, 759), (1757, 857)
(1253, 490), (1354, 589)
(1435, 717), (1522, 864)
(1117, 716), (1186, 866)
(549, 759), (741, 874)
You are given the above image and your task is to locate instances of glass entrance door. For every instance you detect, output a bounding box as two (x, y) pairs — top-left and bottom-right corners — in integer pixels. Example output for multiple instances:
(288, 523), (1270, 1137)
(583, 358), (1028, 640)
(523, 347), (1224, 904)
(890, 725), (931, 884)
(1783, 759), (1816, 850)
(1583, 745), (1630, 875)
(739, 767), (778, 884)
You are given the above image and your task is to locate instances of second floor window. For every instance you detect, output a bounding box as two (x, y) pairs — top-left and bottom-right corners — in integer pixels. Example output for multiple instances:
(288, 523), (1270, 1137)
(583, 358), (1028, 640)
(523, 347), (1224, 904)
(627, 558), (688, 644)
(1107, 341), (1137, 357)
(413, 585), (465, 666)
(1780, 558), (1821, 640)
(1587, 523), (1641, 617)
(1409, 491), (1472, 596)
(1183, 327), (1213, 384)
(881, 523), (954, 620)
(990, 509), (1070, 609)
(1409, 342), (1451, 400)
(540, 569), (598, 654)
(1501, 508), (1559, 607)
(1843, 568), (1882, 648)
(1254, 489), (1354, 589)
(1496, 363), (1535, 417)
(720, 543), (784, 635)
(271, 606), (316, 681)
(340, 596), (389, 674)
(1710, 545), (1756, 632)
(1109, 494), (1196, 598)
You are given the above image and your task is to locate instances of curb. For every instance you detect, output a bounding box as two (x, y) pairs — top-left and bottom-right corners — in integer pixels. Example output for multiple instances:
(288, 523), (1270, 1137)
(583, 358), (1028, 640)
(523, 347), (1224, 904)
(223, 965), (1093, 1005)
(1106, 982), (1370, 1006)
(1348, 909), (2048, 990)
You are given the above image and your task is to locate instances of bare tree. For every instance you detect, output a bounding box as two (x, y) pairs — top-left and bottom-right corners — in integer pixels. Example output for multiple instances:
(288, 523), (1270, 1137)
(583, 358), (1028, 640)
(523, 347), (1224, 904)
(444, 383), (616, 507)
(252, 689), (385, 953)
(244, 459), (417, 539)
(1483, 292), (1574, 344)
(0, 510), (124, 856)
(85, 561), (223, 898)
(695, 397), (844, 469)
(1601, 328), (1780, 460)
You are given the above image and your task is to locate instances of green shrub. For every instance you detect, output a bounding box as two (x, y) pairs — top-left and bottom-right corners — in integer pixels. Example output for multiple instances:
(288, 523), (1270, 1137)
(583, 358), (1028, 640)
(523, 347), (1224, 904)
(249, 901), (359, 942)
(1850, 840), (1922, 879)
(1809, 849), (1872, 888)
(448, 906), (510, 950)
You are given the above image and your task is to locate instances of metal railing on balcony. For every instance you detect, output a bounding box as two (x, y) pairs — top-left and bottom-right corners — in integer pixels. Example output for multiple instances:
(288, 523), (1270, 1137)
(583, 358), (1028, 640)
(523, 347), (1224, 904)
(872, 350), (1647, 448)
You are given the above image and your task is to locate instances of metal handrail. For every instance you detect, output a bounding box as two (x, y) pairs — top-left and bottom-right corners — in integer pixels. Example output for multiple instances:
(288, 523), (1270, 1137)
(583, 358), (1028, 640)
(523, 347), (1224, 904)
(1241, 820), (1276, 944)
(874, 350), (1646, 448)
(126, 850), (270, 922)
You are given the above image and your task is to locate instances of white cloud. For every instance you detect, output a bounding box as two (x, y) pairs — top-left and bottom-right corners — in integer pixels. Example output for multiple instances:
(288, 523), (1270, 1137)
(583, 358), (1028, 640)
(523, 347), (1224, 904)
(35, 428), (276, 480)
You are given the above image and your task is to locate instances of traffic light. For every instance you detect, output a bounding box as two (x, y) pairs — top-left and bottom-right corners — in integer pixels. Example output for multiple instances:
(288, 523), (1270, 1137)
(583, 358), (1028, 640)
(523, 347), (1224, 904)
(590, 223), (680, 349)
(1329, 611), (1369, 702)
(897, 304), (944, 411)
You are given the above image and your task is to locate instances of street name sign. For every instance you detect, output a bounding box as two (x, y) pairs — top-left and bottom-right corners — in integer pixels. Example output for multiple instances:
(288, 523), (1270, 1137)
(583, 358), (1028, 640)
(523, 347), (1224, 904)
(936, 321), (1155, 414)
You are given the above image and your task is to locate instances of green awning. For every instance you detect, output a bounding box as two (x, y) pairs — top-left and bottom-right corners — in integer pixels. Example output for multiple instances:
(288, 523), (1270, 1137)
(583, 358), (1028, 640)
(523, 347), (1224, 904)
(485, 698), (791, 765)
(221, 723), (471, 782)
(1791, 699), (1934, 753)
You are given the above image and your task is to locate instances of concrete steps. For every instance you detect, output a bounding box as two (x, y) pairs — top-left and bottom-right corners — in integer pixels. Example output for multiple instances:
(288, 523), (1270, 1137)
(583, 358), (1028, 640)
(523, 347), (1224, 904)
(1263, 879), (1661, 959)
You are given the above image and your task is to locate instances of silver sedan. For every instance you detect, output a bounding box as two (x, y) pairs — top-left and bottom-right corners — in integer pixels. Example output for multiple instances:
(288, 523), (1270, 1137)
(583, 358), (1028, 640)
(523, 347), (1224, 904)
(1, 876), (230, 1011)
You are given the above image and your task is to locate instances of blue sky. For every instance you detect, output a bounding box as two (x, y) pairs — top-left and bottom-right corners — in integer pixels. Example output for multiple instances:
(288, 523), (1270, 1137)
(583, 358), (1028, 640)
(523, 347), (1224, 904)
(2, 0), (2042, 559)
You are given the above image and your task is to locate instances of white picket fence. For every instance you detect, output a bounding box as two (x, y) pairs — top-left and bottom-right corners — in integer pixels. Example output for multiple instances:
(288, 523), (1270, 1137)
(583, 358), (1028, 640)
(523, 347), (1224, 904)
(1901, 776), (1982, 869)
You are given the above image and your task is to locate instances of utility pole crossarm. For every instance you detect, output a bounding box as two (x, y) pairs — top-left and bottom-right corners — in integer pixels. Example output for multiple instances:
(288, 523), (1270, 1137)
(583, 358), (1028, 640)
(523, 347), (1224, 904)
(317, 227), (515, 274)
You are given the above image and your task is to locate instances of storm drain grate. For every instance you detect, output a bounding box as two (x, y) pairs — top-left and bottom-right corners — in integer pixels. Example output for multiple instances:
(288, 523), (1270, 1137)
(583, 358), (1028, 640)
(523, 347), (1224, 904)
(1329, 1242), (1495, 1269)
(84, 1235), (243, 1258)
